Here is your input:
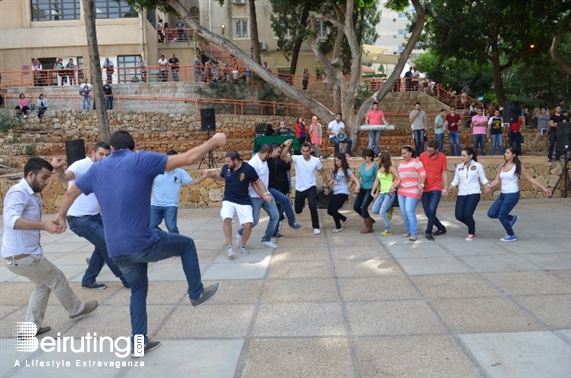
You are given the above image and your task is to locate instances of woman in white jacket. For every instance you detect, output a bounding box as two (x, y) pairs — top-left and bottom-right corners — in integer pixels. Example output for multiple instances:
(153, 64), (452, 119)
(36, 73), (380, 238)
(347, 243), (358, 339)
(447, 147), (489, 241)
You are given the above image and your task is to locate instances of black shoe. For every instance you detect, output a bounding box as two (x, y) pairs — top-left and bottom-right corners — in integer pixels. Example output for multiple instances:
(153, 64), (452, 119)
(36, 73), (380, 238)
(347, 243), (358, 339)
(425, 233), (435, 241)
(191, 283), (221, 307)
(82, 281), (107, 289)
(36, 326), (51, 336)
(131, 340), (161, 358)
(434, 229), (447, 236)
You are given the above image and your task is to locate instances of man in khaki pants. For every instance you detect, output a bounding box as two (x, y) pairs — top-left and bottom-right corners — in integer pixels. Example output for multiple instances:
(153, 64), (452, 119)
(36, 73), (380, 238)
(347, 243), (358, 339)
(2, 157), (98, 336)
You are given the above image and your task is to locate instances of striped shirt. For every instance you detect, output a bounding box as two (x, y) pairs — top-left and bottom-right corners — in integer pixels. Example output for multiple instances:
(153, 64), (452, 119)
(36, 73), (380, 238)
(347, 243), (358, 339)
(397, 159), (426, 200)
(1, 179), (43, 258)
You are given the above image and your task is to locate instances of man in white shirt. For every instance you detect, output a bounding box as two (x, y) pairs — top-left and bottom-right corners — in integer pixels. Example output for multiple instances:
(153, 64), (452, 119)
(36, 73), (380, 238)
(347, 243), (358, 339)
(158, 54), (168, 82)
(281, 140), (329, 234)
(79, 79), (93, 110)
(2, 157), (98, 335)
(51, 142), (129, 289)
(328, 112), (353, 156)
(236, 144), (280, 249)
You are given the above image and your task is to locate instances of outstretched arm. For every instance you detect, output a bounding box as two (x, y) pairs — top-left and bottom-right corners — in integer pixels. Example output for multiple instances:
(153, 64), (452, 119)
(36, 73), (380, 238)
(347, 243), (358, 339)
(280, 139), (294, 163)
(51, 157), (76, 184)
(166, 133), (226, 171)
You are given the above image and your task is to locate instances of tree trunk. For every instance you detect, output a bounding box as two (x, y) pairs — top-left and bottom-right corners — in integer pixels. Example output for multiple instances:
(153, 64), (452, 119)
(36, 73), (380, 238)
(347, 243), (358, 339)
(249, 0), (261, 65)
(289, 4), (312, 75)
(491, 43), (507, 104)
(82, 0), (110, 142)
(550, 25), (571, 76)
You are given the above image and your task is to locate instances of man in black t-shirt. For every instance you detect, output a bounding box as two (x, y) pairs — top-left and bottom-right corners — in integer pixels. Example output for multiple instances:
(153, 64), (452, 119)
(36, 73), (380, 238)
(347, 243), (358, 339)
(548, 105), (568, 161)
(168, 54), (180, 82)
(103, 80), (113, 110)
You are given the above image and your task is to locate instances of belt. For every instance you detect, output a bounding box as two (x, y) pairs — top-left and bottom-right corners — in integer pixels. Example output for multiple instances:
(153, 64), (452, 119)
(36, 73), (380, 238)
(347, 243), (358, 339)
(5, 254), (36, 262)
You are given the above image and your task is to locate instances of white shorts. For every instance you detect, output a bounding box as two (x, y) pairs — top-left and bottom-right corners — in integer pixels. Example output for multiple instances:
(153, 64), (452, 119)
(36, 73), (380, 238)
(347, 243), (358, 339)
(220, 201), (253, 225)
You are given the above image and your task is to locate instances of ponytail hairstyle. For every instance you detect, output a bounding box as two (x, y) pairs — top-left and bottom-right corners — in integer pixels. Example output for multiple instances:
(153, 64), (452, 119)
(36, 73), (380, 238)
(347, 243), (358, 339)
(378, 151), (393, 173)
(402, 145), (415, 158)
(462, 146), (477, 162)
(502, 145), (522, 177)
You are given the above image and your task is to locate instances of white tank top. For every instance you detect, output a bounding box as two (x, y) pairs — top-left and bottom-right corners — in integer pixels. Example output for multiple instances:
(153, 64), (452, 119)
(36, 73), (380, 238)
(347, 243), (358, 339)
(500, 164), (519, 194)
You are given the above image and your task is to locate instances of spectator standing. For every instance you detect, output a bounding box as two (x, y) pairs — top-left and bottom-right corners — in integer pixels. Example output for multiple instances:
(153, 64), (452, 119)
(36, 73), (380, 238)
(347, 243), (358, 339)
(65, 58), (76, 85)
(309, 116), (323, 157)
(54, 58), (64, 85)
(409, 102), (427, 154)
(487, 110), (505, 155)
(472, 107), (488, 155)
(158, 55), (169, 82)
(322, 74), (330, 91)
(302, 68), (310, 90)
(176, 19), (187, 41)
(548, 105), (567, 161)
(36, 93), (48, 119)
(445, 106), (462, 156)
(137, 55), (147, 82)
(168, 54), (180, 82)
(79, 79), (93, 110)
(404, 67), (413, 91)
(530, 107), (550, 154)
(294, 117), (307, 146)
(434, 109), (446, 153)
(16, 93), (30, 118)
(508, 116), (524, 154)
(157, 18), (165, 43)
(461, 84), (470, 104)
(102, 57), (114, 83)
(32, 58), (43, 86)
(193, 57), (203, 82)
(103, 80), (113, 110)
(397, 145), (426, 241)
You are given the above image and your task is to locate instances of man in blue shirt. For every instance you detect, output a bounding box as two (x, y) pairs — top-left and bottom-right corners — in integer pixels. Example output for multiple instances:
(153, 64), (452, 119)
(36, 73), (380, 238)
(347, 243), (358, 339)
(54, 130), (227, 356)
(151, 150), (207, 234)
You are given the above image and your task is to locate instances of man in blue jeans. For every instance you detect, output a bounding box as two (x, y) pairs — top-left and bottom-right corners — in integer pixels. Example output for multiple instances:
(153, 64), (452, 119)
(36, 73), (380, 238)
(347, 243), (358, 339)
(150, 150), (208, 234)
(52, 142), (128, 289)
(54, 130), (227, 356)
(418, 140), (449, 241)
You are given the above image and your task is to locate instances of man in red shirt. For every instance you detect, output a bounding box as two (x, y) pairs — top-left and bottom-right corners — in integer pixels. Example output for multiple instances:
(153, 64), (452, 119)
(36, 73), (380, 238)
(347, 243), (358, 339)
(419, 139), (449, 241)
(445, 106), (462, 156)
(365, 101), (389, 154)
(508, 115), (524, 153)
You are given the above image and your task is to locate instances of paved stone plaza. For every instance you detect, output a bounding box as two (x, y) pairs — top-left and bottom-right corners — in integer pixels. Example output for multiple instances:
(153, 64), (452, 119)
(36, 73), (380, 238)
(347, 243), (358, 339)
(1, 198), (570, 378)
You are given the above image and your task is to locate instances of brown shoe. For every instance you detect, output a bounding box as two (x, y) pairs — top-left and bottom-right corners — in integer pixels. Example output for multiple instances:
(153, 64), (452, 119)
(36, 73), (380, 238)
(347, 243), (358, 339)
(360, 217), (374, 234)
(69, 300), (98, 319)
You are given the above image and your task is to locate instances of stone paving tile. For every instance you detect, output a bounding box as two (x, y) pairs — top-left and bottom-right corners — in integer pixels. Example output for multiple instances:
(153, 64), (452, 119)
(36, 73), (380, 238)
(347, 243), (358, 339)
(337, 276), (421, 301)
(262, 278), (339, 303)
(266, 260), (335, 279)
(459, 331), (571, 378)
(513, 294), (571, 329)
(156, 304), (254, 338)
(333, 258), (403, 277)
(431, 297), (545, 333)
(482, 271), (571, 295)
(0, 305), (21, 322)
(443, 241), (511, 256)
(519, 252), (571, 270)
(201, 261), (270, 280)
(411, 273), (503, 298)
(459, 254), (542, 273)
(345, 300), (446, 336)
(385, 242), (452, 258)
(252, 303), (346, 337)
(396, 256), (473, 275)
(273, 235), (324, 248)
(497, 240), (566, 254)
(48, 282), (124, 305)
(326, 235), (381, 247)
(0, 283), (33, 305)
(203, 280), (263, 305)
(103, 281), (188, 306)
(0, 267), (18, 283)
(328, 245), (390, 260)
(552, 270), (571, 283)
(354, 335), (481, 378)
(270, 246), (330, 261)
(241, 338), (354, 378)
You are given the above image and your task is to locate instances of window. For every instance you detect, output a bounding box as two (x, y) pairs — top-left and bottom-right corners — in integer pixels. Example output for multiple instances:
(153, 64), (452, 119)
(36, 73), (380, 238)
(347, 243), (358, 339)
(398, 45), (405, 53)
(398, 29), (406, 36)
(315, 18), (329, 39)
(31, 0), (81, 21)
(398, 12), (407, 18)
(95, 0), (137, 19)
(117, 55), (138, 83)
(234, 18), (248, 38)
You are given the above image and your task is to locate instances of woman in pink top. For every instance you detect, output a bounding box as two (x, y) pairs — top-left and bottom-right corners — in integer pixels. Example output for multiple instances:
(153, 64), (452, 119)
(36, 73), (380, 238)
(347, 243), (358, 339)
(309, 116), (323, 157)
(472, 107), (488, 156)
(16, 93), (30, 118)
(397, 145), (426, 241)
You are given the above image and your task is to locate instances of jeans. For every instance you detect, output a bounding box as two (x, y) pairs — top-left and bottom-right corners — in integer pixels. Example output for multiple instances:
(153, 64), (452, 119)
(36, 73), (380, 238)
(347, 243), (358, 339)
(330, 137), (353, 155)
(269, 188), (297, 234)
(487, 192), (519, 236)
(160, 69), (168, 82)
(105, 96), (113, 110)
(372, 192), (395, 231)
(294, 186), (319, 229)
(473, 134), (486, 156)
(82, 96), (91, 110)
(112, 230), (204, 344)
(548, 131), (561, 160)
(398, 194), (419, 236)
(490, 134), (503, 155)
(421, 190), (446, 235)
(367, 130), (382, 155)
(353, 188), (374, 219)
(67, 213), (126, 286)
(509, 131), (522, 153)
(38, 106), (47, 118)
(449, 131), (460, 156)
(435, 133), (444, 153)
(412, 129), (425, 155)
(150, 205), (179, 234)
(455, 194), (480, 235)
(238, 196), (279, 242)
(172, 68), (179, 81)
(327, 194), (348, 229)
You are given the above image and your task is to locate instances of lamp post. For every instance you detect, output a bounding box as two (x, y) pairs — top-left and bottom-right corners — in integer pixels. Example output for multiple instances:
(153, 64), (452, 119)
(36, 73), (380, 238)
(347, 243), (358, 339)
(221, 24), (225, 36)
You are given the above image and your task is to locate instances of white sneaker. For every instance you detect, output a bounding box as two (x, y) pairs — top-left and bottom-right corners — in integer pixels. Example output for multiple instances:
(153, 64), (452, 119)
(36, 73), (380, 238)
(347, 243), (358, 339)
(262, 240), (278, 248)
(313, 228), (321, 235)
(332, 228), (343, 233)
(239, 245), (249, 256)
(23, 115), (27, 119)
(235, 232), (242, 246)
(226, 246), (235, 259)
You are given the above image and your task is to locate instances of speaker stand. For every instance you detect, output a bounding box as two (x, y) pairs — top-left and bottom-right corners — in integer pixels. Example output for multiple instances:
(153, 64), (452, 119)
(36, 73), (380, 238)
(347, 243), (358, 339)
(199, 130), (218, 169)
(553, 150), (571, 198)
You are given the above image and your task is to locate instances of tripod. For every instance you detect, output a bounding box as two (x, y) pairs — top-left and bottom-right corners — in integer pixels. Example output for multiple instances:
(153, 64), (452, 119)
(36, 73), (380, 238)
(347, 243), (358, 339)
(553, 150), (570, 198)
(198, 129), (218, 169)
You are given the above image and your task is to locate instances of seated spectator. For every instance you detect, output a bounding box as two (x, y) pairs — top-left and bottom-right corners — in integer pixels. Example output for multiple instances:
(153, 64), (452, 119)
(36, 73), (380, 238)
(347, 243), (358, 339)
(130, 75), (141, 83)
(36, 93), (48, 119)
(164, 22), (176, 43)
(447, 87), (456, 98)
(274, 121), (294, 135)
(16, 93), (30, 118)
(176, 19), (187, 41)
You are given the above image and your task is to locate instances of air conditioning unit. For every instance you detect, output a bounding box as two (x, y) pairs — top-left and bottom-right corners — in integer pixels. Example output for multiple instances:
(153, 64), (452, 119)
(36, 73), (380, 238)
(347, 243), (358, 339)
(233, 0), (245, 4)
(259, 41), (267, 51)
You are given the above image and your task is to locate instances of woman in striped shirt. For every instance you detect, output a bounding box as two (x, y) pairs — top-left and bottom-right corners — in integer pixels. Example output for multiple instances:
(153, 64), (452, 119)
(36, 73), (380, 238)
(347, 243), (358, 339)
(397, 145), (426, 241)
